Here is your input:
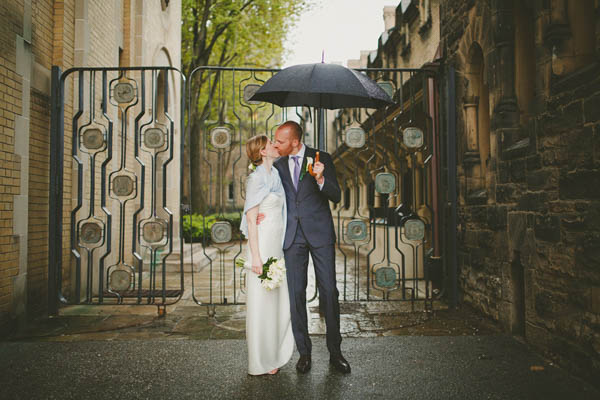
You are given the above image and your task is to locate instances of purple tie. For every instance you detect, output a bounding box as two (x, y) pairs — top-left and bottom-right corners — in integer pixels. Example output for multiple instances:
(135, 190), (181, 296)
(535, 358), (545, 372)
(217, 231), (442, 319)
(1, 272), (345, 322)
(292, 155), (301, 189)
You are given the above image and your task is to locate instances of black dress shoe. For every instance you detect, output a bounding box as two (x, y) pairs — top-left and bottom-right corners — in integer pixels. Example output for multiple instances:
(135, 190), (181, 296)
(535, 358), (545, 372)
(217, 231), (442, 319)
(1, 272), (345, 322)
(330, 354), (351, 373)
(296, 354), (311, 373)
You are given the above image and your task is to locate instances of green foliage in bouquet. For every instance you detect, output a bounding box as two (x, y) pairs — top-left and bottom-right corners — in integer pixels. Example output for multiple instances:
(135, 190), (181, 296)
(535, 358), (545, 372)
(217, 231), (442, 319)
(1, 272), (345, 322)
(257, 257), (278, 281)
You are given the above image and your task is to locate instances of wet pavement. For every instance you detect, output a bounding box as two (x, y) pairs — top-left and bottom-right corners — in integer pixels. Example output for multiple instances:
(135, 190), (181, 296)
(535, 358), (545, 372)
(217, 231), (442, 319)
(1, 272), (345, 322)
(1, 336), (598, 400)
(2, 243), (598, 399)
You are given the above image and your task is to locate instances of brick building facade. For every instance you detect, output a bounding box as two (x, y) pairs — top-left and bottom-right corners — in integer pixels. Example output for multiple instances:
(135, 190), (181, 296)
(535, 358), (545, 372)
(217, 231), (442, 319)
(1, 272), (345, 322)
(0, 0), (181, 334)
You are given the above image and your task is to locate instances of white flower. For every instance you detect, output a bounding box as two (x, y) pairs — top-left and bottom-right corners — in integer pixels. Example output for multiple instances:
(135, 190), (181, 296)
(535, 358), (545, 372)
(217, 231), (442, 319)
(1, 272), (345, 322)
(248, 163), (256, 172)
(260, 257), (286, 290)
(305, 156), (314, 172)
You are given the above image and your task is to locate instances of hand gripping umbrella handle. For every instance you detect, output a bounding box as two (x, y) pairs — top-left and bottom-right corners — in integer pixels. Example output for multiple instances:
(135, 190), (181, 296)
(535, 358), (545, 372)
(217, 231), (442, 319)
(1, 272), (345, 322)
(308, 151), (320, 177)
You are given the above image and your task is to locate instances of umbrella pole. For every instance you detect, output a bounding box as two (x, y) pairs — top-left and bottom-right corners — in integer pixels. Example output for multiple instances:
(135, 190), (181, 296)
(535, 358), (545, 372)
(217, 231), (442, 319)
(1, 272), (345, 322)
(316, 107), (326, 151)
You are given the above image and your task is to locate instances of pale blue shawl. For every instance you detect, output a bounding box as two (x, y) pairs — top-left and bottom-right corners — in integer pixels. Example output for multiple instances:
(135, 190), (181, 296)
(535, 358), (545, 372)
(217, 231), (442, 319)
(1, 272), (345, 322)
(239, 164), (286, 243)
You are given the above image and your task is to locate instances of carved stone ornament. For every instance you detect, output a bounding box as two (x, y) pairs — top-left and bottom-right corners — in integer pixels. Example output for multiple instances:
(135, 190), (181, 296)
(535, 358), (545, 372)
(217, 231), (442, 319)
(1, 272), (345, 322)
(80, 222), (102, 245)
(143, 221), (165, 243)
(210, 126), (232, 149)
(112, 175), (135, 197)
(375, 172), (395, 194)
(344, 127), (366, 148)
(243, 84), (262, 105)
(347, 219), (368, 242)
(82, 128), (105, 150)
(404, 218), (425, 241)
(113, 82), (136, 104)
(211, 221), (232, 243)
(144, 127), (166, 149)
(109, 269), (132, 291)
(375, 266), (397, 288)
(403, 127), (424, 148)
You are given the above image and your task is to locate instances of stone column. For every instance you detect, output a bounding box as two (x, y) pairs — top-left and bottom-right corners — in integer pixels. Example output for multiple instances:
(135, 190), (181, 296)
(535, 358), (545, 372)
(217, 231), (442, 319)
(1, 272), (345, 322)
(463, 95), (483, 196)
(491, 0), (518, 128)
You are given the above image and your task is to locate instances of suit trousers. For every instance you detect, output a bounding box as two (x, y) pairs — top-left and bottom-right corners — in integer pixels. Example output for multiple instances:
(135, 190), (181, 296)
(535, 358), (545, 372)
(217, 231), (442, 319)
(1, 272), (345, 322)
(284, 225), (342, 356)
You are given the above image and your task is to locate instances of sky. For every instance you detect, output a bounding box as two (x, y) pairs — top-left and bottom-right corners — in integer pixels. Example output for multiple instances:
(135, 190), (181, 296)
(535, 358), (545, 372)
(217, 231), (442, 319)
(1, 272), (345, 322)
(283, 0), (398, 67)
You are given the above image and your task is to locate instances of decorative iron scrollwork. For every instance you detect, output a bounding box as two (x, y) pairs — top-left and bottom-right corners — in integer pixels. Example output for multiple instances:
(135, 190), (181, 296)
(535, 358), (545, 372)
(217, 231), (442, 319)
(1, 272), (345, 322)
(404, 218), (425, 241)
(403, 127), (424, 148)
(143, 221), (166, 243)
(243, 84), (262, 105)
(210, 126), (232, 149)
(347, 219), (368, 242)
(211, 221), (232, 243)
(112, 82), (136, 104)
(144, 127), (166, 149)
(109, 268), (132, 292)
(375, 266), (397, 288)
(80, 221), (103, 247)
(112, 175), (135, 197)
(375, 172), (395, 194)
(377, 81), (394, 99)
(81, 127), (105, 151)
(344, 127), (366, 148)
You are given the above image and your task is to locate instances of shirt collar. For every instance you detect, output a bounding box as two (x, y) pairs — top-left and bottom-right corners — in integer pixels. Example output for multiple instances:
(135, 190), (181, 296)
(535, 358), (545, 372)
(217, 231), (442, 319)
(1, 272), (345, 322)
(291, 144), (305, 160)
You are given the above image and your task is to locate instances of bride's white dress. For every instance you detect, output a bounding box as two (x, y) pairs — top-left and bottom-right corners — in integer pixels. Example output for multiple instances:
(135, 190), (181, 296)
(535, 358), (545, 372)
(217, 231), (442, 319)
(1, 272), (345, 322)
(246, 192), (294, 375)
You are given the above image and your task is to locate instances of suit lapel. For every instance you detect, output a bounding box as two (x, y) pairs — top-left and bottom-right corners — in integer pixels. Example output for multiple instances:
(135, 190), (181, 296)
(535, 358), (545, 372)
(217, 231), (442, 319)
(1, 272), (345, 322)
(276, 156), (297, 194)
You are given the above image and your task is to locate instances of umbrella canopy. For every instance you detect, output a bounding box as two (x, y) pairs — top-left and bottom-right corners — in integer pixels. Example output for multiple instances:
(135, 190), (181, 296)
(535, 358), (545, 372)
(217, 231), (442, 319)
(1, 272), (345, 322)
(249, 63), (394, 109)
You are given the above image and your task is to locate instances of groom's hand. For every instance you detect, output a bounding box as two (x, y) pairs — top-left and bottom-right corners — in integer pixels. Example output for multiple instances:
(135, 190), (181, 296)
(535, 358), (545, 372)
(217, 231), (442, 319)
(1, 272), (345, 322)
(256, 213), (265, 225)
(313, 161), (325, 185)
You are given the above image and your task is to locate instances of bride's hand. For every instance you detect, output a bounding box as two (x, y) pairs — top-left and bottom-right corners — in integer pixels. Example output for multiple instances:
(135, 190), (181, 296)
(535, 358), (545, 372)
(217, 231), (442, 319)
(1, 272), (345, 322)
(252, 257), (263, 275)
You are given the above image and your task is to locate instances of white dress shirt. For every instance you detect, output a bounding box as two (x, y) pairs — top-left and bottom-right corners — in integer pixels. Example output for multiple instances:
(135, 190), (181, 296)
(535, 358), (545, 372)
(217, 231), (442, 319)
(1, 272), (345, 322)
(288, 144), (324, 190)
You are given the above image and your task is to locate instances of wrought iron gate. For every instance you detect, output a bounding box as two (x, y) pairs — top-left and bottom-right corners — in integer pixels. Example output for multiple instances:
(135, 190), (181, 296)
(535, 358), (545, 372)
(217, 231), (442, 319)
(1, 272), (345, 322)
(49, 66), (186, 312)
(49, 65), (447, 313)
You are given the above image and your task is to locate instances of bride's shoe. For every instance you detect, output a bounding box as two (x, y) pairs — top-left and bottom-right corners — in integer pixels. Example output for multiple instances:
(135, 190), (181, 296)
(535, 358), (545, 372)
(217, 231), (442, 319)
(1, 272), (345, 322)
(268, 368), (279, 375)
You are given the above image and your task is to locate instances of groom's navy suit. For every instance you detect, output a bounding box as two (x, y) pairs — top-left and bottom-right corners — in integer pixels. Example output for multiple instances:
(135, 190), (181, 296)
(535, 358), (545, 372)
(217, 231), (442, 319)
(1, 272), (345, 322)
(274, 145), (342, 356)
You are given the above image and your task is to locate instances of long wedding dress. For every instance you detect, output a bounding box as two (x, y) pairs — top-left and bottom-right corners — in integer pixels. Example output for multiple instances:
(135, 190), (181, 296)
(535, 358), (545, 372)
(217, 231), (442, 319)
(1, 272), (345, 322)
(245, 192), (294, 375)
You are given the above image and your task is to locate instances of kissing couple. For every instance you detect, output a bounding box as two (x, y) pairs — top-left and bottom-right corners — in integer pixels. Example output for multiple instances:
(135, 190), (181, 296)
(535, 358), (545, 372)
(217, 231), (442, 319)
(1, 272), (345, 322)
(239, 121), (351, 376)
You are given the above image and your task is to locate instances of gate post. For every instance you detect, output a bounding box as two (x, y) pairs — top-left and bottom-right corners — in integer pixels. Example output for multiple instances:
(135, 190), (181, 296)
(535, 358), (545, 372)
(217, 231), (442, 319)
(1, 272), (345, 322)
(48, 66), (63, 316)
(445, 66), (458, 309)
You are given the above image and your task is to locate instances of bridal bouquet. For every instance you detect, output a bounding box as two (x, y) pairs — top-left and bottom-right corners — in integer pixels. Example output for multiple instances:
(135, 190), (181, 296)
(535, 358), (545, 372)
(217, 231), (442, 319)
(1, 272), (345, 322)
(236, 256), (286, 290)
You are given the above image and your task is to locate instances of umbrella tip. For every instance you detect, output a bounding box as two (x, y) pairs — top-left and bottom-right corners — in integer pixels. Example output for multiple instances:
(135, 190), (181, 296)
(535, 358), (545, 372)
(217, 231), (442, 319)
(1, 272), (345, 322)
(321, 50), (324, 63)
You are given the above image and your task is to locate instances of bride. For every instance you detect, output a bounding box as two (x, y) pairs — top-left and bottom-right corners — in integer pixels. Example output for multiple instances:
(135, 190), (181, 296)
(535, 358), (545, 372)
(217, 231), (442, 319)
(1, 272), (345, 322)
(240, 135), (294, 375)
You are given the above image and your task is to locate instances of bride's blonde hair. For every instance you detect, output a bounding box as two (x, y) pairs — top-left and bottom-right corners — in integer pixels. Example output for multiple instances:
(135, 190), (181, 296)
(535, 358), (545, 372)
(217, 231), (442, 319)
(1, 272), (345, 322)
(246, 135), (268, 166)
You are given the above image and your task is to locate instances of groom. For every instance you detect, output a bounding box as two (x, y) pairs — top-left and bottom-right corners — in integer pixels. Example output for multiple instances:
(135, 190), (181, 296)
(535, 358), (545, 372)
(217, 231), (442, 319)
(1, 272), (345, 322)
(269, 120), (350, 374)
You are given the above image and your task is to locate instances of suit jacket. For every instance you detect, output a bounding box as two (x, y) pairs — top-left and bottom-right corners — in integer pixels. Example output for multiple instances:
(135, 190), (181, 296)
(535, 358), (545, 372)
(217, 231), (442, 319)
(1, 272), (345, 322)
(274, 146), (341, 250)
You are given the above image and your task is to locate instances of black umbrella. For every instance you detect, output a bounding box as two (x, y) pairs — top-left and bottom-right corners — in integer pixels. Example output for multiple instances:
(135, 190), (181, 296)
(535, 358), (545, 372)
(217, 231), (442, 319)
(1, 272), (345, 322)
(249, 63), (394, 109)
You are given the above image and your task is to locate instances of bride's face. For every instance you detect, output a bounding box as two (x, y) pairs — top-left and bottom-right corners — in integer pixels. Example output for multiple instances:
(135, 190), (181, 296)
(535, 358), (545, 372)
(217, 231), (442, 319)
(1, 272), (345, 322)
(262, 139), (280, 158)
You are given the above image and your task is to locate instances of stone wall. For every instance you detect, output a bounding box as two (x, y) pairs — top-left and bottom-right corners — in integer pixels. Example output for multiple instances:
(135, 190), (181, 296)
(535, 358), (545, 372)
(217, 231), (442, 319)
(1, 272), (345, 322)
(440, 0), (600, 385)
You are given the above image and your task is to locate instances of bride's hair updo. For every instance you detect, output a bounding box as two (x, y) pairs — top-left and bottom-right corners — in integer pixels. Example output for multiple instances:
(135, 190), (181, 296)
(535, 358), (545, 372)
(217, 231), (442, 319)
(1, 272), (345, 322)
(246, 135), (268, 166)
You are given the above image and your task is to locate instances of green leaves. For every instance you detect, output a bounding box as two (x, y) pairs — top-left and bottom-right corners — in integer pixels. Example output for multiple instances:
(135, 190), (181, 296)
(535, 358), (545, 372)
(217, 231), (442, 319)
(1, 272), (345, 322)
(257, 256), (277, 281)
(182, 212), (242, 243)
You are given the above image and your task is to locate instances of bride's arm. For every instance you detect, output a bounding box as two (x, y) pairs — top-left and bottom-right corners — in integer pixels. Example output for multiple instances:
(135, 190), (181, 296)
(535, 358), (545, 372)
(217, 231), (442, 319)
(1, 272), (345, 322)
(245, 205), (263, 274)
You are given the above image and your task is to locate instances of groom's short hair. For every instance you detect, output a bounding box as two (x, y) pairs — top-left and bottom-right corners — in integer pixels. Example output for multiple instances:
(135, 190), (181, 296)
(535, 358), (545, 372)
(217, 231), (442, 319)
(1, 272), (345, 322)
(281, 121), (302, 141)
